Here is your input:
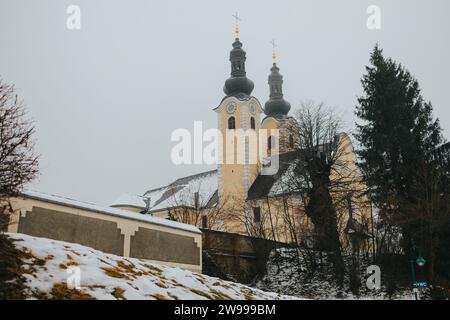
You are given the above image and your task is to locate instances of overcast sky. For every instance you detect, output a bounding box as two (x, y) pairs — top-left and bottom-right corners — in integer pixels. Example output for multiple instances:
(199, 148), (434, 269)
(0, 0), (449, 205)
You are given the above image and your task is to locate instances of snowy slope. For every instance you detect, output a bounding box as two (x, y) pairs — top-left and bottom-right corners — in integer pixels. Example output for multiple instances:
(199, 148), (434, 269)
(7, 233), (300, 300)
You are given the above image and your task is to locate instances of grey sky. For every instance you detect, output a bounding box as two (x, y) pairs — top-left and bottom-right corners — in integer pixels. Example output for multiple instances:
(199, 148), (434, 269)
(1, 0), (449, 205)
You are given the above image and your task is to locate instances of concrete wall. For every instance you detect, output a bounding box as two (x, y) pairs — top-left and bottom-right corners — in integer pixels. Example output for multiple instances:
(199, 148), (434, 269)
(7, 193), (202, 272)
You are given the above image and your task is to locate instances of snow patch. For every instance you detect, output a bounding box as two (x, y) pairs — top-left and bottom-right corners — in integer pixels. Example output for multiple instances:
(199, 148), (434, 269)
(8, 233), (301, 300)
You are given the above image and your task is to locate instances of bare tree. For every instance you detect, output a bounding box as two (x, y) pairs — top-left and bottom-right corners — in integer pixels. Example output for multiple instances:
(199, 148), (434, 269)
(165, 182), (236, 232)
(0, 80), (39, 230)
(280, 101), (355, 285)
(0, 79), (39, 299)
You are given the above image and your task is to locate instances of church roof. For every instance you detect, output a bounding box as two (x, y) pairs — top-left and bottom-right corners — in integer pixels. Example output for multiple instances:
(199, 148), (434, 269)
(110, 193), (147, 209)
(112, 151), (309, 212)
(247, 151), (305, 200)
(111, 170), (218, 214)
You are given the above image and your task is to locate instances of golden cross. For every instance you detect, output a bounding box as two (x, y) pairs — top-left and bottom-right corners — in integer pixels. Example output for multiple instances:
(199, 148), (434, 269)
(232, 12), (241, 38)
(270, 39), (277, 62)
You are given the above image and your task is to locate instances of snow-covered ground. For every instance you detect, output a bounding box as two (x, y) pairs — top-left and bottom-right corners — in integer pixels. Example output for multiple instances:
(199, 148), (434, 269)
(6, 233), (301, 300)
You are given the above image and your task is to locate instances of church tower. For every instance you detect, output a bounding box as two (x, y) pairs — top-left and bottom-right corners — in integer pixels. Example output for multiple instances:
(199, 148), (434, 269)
(214, 25), (263, 232)
(261, 50), (298, 156)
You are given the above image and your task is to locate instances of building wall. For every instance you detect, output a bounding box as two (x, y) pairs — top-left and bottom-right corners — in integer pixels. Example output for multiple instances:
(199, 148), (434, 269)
(261, 116), (299, 156)
(216, 96), (263, 234)
(247, 195), (311, 244)
(202, 229), (288, 283)
(7, 196), (202, 272)
(245, 134), (373, 250)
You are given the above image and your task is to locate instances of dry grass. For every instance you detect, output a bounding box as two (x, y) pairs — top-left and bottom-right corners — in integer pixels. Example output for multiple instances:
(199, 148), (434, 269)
(155, 281), (168, 289)
(167, 292), (179, 300)
(101, 266), (129, 279)
(190, 288), (214, 299)
(143, 263), (163, 274)
(148, 293), (171, 300)
(59, 259), (80, 269)
(210, 289), (233, 300)
(241, 288), (255, 300)
(111, 287), (126, 300)
(50, 283), (96, 300)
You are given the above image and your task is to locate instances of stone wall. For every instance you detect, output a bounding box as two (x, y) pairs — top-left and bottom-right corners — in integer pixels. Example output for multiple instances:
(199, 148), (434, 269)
(202, 229), (289, 283)
(7, 192), (202, 272)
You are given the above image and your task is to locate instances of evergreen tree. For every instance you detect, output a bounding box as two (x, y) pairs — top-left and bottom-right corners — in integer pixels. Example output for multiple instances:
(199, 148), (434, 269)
(355, 45), (448, 284)
(355, 44), (442, 210)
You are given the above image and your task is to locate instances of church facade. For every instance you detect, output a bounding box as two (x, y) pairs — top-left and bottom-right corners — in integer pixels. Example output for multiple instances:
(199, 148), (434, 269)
(111, 33), (372, 246)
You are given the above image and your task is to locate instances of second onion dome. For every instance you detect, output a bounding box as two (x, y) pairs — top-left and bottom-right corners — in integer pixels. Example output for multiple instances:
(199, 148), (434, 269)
(264, 62), (291, 118)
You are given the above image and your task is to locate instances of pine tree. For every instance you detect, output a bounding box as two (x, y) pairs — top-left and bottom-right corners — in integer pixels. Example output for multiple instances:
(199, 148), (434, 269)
(355, 45), (442, 210)
(355, 45), (448, 284)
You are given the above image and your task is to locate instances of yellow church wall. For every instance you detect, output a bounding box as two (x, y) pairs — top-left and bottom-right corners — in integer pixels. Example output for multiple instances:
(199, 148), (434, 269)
(215, 96), (263, 234)
(261, 116), (299, 156)
(246, 195), (311, 244)
(243, 134), (373, 251)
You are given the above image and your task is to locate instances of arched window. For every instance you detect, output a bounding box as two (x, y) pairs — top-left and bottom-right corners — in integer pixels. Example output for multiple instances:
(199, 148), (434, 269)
(289, 135), (294, 149)
(250, 117), (255, 129)
(228, 116), (236, 129)
(268, 135), (275, 150)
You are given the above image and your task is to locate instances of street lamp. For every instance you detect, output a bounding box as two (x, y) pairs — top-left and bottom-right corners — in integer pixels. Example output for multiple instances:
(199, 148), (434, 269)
(410, 243), (427, 300)
(416, 255), (426, 268)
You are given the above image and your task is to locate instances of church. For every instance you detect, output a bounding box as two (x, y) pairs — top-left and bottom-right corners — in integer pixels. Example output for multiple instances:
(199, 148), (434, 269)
(110, 26), (371, 245)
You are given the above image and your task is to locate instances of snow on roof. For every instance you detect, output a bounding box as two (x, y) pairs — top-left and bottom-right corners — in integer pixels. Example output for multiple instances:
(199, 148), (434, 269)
(147, 170), (218, 212)
(268, 161), (299, 197)
(113, 170), (218, 214)
(19, 190), (201, 234)
(110, 193), (147, 209)
(247, 151), (304, 200)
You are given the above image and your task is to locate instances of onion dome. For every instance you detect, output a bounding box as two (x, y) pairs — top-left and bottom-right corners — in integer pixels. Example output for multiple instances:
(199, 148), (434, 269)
(264, 62), (291, 118)
(223, 38), (254, 96)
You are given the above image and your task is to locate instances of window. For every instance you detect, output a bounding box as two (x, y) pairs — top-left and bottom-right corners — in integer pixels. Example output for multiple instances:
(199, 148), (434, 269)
(289, 135), (294, 149)
(253, 207), (261, 223)
(228, 116), (236, 129)
(250, 117), (255, 129)
(202, 215), (208, 229)
(268, 135), (275, 150)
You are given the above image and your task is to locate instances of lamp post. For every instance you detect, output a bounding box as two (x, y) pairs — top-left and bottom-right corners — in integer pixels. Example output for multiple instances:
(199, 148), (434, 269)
(416, 255), (426, 268)
(410, 243), (426, 300)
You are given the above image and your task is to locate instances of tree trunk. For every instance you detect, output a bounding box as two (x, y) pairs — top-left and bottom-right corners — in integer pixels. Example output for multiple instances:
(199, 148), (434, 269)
(306, 182), (345, 285)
